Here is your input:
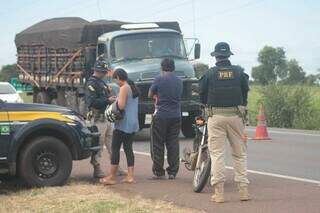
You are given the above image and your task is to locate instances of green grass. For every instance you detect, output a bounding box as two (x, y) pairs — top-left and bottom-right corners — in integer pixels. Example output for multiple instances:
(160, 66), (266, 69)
(248, 86), (263, 125)
(309, 86), (320, 110)
(248, 85), (320, 128)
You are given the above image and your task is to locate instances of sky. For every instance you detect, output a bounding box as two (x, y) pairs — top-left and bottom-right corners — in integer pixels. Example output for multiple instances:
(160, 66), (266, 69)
(0, 0), (319, 76)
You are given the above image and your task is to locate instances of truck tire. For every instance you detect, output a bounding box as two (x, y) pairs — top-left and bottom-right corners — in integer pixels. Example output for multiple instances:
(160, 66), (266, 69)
(65, 91), (78, 111)
(78, 97), (87, 116)
(51, 99), (58, 105)
(181, 116), (196, 138)
(18, 136), (72, 187)
(35, 92), (50, 104)
(57, 89), (66, 106)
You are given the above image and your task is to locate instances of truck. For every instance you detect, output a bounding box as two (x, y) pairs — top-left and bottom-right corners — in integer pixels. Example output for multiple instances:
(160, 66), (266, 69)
(15, 17), (201, 138)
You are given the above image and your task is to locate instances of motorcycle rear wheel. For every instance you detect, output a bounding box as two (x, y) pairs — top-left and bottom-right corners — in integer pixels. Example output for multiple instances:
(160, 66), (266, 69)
(193, 149), (211, 193)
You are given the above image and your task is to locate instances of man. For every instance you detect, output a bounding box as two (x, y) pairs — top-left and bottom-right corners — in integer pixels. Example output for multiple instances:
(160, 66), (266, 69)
(86, 60), (125, 178)
(148, 58), (183, 180)
(199, 42), (250, 203)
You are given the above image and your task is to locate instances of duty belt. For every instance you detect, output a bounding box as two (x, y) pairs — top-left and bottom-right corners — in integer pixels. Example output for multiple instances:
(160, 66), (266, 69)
(205, 106), (241, 117)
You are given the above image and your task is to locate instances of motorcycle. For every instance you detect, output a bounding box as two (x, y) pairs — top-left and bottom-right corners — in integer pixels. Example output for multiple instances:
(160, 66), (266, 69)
(182, 112), (211, 193)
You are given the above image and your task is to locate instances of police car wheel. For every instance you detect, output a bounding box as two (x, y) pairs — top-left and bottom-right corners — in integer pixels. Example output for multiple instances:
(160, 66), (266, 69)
(181, 116), (196, 138)
(19, 136), (72, 187)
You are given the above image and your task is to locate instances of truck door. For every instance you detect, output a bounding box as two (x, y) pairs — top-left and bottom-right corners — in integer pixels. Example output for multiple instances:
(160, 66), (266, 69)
(0, 101), (10, 160)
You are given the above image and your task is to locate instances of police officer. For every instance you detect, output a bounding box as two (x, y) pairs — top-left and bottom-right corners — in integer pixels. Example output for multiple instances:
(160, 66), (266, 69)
(199, 42), (250, 203)
(86, 60), (130, 178)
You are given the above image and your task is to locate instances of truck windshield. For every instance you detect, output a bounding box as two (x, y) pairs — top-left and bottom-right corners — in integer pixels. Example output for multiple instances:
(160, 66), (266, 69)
(112, 32), (187, 60)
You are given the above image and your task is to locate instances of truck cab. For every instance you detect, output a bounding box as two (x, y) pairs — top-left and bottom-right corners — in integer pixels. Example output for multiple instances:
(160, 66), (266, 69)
(97, 23), (201, 137)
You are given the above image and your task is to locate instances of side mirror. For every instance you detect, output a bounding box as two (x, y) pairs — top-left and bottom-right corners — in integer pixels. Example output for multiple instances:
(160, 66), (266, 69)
(194, 43), (201, 59)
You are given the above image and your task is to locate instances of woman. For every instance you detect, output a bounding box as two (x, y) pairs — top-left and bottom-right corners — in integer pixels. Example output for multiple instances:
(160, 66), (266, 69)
(100, 68), (140, 185)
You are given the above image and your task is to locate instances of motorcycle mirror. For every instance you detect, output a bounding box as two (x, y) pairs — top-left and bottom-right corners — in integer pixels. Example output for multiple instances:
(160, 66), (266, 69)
(194, 43), (201, 59)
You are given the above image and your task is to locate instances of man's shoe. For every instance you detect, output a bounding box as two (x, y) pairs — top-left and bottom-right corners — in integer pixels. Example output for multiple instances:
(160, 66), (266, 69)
(168, 174), (176, 180)
(149, 175), (166, 180)
(238, 183), (251, 201)
(93, 165), (105, 178)
(211, 183), (225, 203)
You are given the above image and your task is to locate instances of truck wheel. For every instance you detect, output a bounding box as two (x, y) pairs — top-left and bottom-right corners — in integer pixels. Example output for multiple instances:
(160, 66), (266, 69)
(51, 99), (58, 105)
(182, 116), (196, 138)
(57, 89), (66, 106)
(19, 136), (72, 187)
(65, 91), (78, 111)
(35, 92), (50, 104)
(78, 97), (87, 116)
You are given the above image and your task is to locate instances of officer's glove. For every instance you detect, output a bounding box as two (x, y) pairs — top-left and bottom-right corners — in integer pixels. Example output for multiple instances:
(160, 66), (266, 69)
(87, 111), (93, 120)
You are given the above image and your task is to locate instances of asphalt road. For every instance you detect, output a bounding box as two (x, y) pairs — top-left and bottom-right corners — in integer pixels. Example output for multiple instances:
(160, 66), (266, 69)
(133, 127), (320, 181)
(71, 127), (320, 213)
(1, 127), (320, 213)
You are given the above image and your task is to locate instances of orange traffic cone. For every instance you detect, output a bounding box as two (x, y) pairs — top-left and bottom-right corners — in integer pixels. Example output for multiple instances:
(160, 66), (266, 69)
(253, 104), (271, 140)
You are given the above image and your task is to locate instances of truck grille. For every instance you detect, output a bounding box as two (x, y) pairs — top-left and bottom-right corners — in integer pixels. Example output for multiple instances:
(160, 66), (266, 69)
(140, 71), (186, 80)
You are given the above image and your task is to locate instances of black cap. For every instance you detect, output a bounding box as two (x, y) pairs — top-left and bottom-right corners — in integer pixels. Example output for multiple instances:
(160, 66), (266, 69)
(94, 60), (109, 72)
(210, 42), (234, 57)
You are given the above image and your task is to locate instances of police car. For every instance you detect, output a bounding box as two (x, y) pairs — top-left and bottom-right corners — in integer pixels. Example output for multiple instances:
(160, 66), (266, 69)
(0, 99), (99, 187)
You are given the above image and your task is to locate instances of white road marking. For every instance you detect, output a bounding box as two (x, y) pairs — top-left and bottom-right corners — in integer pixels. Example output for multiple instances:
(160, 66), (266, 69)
(225, 166), (320, 185)
(247, 128), (320, 137)
(133, 150), (320, 186)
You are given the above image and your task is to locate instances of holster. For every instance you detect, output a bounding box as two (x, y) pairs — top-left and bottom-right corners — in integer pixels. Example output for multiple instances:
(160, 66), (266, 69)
(88, 108), (106, 122)
(237, 106), (249, 125)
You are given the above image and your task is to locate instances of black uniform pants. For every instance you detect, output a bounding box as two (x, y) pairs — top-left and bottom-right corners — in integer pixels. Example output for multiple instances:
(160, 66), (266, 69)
(150, 116), (181, 176)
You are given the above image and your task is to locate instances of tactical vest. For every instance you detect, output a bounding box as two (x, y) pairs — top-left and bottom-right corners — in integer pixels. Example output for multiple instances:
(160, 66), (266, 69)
(206, 65), (243, 107)
(87, 77), (108, 113)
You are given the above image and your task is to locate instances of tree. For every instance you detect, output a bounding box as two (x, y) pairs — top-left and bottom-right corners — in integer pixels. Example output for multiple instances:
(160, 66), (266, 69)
(252, 64), (277, 85)
(0, 64), (18, 82)
(251, 46), (287, 84)
(304, 74), (318, 86)
(193, 62), (209, 79)
(284, 59), (305, 84)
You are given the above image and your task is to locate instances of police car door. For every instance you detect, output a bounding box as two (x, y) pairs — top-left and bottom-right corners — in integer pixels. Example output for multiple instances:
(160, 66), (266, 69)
(0, 100), (10, 161)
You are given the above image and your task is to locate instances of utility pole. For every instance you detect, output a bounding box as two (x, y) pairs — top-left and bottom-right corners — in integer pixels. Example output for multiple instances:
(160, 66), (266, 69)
(192, 0), (196, 37)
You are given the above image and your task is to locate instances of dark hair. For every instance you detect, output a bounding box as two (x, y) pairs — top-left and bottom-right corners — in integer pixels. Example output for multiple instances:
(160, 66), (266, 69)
(113, 68), (140, 98)
(113, 68), (128, 80)
(161, 58), (175, 72)
(127, 79), (140, 98)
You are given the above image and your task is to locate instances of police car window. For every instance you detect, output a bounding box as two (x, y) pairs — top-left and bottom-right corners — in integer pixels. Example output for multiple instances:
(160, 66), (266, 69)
(0, 84), (16, 94)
